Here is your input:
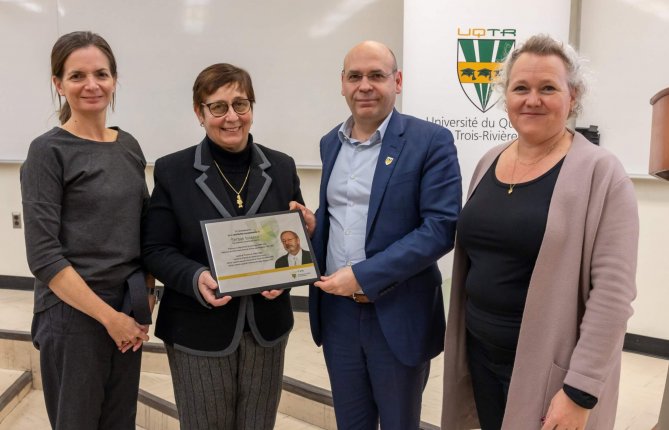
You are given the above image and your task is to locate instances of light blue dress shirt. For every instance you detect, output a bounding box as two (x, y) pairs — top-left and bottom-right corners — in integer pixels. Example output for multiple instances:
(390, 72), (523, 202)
(325, 111), (393, 279)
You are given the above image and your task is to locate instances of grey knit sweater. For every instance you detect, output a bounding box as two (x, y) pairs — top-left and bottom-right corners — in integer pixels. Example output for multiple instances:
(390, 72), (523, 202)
(21, 127), (148, 312)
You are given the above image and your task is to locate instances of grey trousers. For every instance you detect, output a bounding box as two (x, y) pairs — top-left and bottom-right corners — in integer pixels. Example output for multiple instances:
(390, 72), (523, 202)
(32, 301), (142, 430)
(166, 332), (288, 430)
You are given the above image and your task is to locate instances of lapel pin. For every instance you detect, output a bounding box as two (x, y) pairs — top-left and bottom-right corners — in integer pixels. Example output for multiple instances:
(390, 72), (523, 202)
(385, 156), (394, 166)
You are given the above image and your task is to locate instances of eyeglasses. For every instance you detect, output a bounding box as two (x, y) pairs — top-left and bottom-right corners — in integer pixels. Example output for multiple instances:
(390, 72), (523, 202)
(343, 70), (397, 84)
(201, 99), (251, 117)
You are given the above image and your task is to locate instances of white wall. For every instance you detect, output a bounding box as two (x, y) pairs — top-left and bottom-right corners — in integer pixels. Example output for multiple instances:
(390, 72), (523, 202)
(632, 178), (669, 339)
(2, 164), (668, 338)
(0, 164), (27, 277)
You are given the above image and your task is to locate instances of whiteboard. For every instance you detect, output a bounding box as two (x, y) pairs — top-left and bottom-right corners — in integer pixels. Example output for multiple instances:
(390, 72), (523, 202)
(0, 0), (60, 159)
(578, 0), (669, 176)
(0, 0), (403, 166)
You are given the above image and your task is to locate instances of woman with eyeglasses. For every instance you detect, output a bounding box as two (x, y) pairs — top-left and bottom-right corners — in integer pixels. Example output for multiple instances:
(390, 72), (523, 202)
(141, 63), (314, 429)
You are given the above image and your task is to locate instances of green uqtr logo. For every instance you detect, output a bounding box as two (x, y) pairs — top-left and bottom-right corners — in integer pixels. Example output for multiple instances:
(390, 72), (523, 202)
(457, 38), (515, 112)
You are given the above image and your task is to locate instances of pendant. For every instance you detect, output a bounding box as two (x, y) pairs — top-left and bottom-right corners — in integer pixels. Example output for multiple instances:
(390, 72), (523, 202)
(508, 186), (513, 195)
(236, 194), (244, 208)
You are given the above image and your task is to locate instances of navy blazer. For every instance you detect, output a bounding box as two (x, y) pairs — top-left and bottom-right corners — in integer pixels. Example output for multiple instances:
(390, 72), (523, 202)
(142, 137), (302, 355)
(309, 110), (462, 366)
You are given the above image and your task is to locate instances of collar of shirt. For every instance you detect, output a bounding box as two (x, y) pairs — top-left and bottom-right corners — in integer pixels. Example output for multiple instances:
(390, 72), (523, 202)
(289, 249), (303, 265)
(337, 110), (393, 147)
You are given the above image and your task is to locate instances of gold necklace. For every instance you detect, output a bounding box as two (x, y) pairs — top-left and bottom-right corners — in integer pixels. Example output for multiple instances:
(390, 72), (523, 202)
(213, 160), (251, 208)
(508, 157), (535, 195)
(507, 132), (563, 195)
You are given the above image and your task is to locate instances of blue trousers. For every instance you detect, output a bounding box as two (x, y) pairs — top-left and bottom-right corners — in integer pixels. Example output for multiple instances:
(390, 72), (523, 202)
(320, 294), (430, 430)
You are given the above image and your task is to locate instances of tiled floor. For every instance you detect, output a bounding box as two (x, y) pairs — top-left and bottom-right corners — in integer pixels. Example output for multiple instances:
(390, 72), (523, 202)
(0, 389), (318, 430)
(0, 289), (666, 429)
(0, 390), (152, 430)
(0, 382), (318, 430)
(0, 390), (56, 430)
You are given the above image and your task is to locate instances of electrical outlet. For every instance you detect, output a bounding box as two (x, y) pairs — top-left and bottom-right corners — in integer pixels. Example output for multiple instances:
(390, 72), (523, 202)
(12, 212), (21, 229)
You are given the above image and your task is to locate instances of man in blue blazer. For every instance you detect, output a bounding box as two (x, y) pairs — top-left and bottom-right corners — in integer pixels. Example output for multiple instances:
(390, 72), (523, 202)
(309, 41), (462, 429)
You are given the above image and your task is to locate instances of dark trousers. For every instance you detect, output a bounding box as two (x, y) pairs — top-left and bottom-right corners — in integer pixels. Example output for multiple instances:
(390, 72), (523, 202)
(32, 302), (142, 430)
(165, 331), (287, 430)
(466, 331), (516, 430)
(321, 295), (430, 430)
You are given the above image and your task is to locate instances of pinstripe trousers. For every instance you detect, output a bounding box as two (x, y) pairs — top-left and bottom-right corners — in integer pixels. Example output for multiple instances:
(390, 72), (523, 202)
(165, 332), (288, 430)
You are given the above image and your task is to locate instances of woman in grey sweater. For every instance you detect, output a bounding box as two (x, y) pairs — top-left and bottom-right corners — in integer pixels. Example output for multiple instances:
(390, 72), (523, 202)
(20, 31), (153, 429)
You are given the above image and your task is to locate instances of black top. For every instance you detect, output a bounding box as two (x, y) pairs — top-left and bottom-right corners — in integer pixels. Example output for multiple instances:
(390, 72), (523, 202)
(459, 155), (564, 351)
(21, 127), (148, 312)
(458, 154), (597, 408)
(207, 135), (252, 216)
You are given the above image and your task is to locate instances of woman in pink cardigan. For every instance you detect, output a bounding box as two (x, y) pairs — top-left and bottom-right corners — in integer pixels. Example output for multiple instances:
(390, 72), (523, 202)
(441, 34), (639, 429)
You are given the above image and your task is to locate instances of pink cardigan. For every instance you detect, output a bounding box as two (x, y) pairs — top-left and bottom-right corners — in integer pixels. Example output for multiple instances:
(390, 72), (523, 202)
(441, 132), (639, 429)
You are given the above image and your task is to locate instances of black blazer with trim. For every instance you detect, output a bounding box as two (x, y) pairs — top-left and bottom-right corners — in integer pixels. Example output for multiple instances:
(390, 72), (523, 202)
(142, 137), (302, 355)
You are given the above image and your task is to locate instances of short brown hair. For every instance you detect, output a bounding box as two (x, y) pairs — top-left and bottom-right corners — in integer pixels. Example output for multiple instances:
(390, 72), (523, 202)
(51, 31), (117, 124)
(193, 64), (255, 115)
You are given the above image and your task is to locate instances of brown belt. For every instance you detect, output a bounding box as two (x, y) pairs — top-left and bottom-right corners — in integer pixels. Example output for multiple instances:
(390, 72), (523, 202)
(349, 293), (371, 304)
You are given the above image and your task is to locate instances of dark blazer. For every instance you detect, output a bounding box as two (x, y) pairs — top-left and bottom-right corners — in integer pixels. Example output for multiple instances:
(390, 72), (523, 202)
(274, 249), (313, 268)
(309, 110), (462, 366)
(142, 137), (302, 355)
